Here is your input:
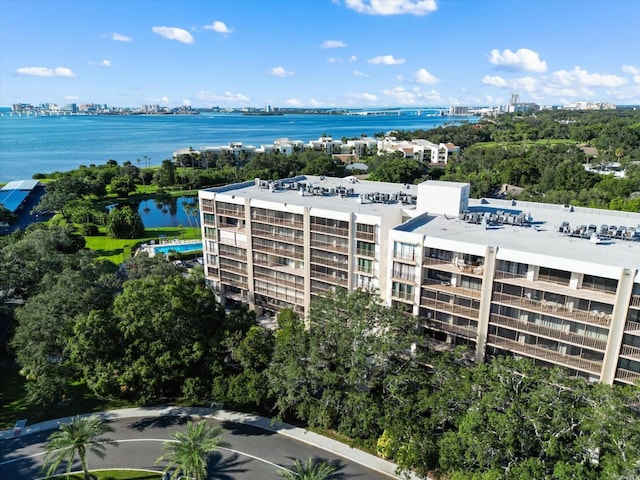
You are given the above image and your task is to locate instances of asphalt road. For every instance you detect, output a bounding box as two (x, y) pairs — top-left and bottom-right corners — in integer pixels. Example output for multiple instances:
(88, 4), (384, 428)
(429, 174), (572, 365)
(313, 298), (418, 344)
(0, 415), (394, 479)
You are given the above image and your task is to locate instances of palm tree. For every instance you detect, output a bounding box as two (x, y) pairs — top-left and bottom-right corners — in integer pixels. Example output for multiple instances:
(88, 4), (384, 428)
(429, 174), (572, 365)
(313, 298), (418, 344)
(156, 420), (227, 480)
(42, 414), (115, 480)
(278, 458), (338, 479)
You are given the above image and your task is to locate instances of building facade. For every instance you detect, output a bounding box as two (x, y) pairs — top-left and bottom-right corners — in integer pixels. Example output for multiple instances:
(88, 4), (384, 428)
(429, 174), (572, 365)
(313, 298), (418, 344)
(199, 177), (640, 385)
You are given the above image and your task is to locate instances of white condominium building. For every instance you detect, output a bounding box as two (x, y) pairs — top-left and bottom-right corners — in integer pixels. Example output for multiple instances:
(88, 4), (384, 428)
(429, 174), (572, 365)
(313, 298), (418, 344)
(199, 177), (640, 385)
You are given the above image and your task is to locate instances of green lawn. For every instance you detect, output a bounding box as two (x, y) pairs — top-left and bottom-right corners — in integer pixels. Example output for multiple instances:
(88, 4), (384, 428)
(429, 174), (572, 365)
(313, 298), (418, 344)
(0, 364), (131, 430)
(50, 470), (161, 479)
(85, 226), (201, 263)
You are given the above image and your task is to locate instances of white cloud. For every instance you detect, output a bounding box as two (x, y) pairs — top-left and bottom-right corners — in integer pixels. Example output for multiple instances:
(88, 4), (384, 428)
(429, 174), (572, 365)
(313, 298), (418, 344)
(353, 70), (368, 77)
(89, 59), (112, 67)
(382, 86), (417, 104)
(152, 26), (194, 44)
(481, 75), (509, 87)
(15, 66), (75, 77)
(367, 55), (405, 65)
(327, 57), (338, 64)
(285, 98), (303, 106)
(204, 21), (233, 34)
(182, 99), (191, 106)
(196, 90), (250, 104)
(321, 40), (346, 48)
(414, 68), (438, 84)
(109, 32), (131, 42)
(308, 98), (323, 107)
(344, 92), (379, 103)
(64, 95), (80, 100)
(551, 66), (626, 87)
(622, 65), (640, 75)
(343, 0), (437, 16)
(271, 66), (294, 77)
(147, 96), (170, 103)
(349, 55), (357, 62)
(511, 76), (537, 92)
(488, 48), (547, 73)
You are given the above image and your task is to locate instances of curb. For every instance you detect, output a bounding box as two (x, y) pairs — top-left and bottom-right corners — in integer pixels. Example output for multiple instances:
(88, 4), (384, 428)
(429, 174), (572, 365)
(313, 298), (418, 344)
(0, 406), (422, 479)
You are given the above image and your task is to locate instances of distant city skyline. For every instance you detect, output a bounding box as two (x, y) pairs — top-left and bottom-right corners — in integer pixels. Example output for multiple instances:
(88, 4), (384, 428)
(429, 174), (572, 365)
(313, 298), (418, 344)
(1, 0), (639, 109)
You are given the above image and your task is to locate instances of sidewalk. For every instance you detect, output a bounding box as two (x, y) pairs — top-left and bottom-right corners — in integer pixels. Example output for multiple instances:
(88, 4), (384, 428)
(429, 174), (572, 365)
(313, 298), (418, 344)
(0, 406), (422, 479)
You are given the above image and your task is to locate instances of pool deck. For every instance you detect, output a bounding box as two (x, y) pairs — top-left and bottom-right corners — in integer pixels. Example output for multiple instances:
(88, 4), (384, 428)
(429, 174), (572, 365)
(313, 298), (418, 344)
(138, 238), (202, 257)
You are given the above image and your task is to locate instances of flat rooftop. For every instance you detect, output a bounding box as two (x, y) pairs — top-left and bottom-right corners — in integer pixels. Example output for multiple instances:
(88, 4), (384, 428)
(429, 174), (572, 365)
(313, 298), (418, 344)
(405, 197), (640, 269)
(203, 175), (418, 215)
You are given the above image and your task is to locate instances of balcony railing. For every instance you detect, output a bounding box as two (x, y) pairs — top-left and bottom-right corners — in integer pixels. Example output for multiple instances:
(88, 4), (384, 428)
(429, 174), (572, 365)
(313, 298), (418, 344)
(218, 261), (248, 275)
(254, 271), (304, 290)
(493, 270), (527, 280)
(310, 239), (349, 254)
(391, 290), (414, 302)
(421, 278), (482, 299)
(218, 247), (247, 261)
(220, 273), (248, 288)
(625, 321), (640, 332)
(252, 228), (304, 245)
(420, 296), (480, 320)
(423, 317), (477, 339)
(216, 206), (245, 218)
(355, 247), (375, 258)
(392, 251), (416, 263)
(310, 223), (349, 237)
(486, 334), (602, 375)
(251, 213), (304, 229)
(355, 264), (374, 275)
(490, 313), (608, 351)
(423, 256), (454, 267)
(311, 271), (348, 286)
(615, 368), (640, 385)
(619, 344), (640, 359)
(391, 270), (416, 282)
(218, 237), (247, 249)
(491, 292), (612, 328)
(218, 220), (245, 231)
(631, 295), (640, 308)
(253, 243), (304, 260)
(355, 230), (376, 242)
(310, 255), (348, 270)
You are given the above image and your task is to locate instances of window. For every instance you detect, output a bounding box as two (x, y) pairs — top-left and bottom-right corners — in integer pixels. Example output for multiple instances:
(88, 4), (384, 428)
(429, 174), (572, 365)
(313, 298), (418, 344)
(582, 274), (618, 294)
(496, 259), (527, 276)
(393, 242), (416, 261)
(357, 258), (373, 274)
(356, 240), (375, 257)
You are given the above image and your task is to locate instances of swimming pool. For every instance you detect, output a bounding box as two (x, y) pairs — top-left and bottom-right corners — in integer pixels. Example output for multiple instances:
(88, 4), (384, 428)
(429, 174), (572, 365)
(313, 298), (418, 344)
(154, 242), (203, 255)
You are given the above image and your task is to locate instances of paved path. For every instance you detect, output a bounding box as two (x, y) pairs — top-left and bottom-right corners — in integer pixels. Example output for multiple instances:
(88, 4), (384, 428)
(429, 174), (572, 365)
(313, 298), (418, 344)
(0, 407), (421, 479)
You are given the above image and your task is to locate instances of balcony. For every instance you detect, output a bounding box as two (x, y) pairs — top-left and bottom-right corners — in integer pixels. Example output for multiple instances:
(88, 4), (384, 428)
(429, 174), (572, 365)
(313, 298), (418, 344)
(310, 223), (349, 237)
(423, 317), (477, 339)
(355, 230), (376, 242)
(218, 220), (245, 232)
(218, 237), (247, 249)
(252, 213), (303, 229)
(625, 321), (640, 332)
(355, 247), (375, 258)
(310, 255), (348, 270)
(391, 290), (414, 302)
(420, 296), (480, 320)
(423, 256), (454, 267)
(311, 271), (348, 287)
(310, 239), (348, 254)
(253, 243), (304, 260)
(253, 270), (304, 290)
(491, 292), (611, 328)
(220, 273), (248, 289)
(218, 246), (246, 261)
(631, 295), (640, 309)
(486, 334), (603, 375)
(421, 278), (482, 300)
(619, 344), (640, 359)
(392, 251), (416, 263)
(355, 264), (374, 275)
(493, 275), (616, 304)
(216, 206), (245, 218)
(218, 261), (248, 275)
(391, 270), (416, 282)
(489, 313), (608, 351)
(252, 227), (303, 245)
(615, 368), (640, 385)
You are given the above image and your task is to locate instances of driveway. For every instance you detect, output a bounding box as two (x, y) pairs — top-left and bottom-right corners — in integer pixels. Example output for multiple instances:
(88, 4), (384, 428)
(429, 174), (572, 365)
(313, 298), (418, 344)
(0, 415), (396, 479)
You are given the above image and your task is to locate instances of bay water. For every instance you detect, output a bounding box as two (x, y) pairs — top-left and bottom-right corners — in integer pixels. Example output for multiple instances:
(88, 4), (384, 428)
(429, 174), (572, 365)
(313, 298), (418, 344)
(0, 110), (476, 183)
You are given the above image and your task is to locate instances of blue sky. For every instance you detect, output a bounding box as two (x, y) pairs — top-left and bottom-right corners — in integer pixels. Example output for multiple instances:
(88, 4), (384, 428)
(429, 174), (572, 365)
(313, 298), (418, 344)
(1, 0), (639, 108)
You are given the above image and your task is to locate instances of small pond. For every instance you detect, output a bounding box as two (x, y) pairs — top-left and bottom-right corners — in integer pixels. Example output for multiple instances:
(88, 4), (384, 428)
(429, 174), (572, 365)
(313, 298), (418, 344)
(135, 195), (200, 228)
